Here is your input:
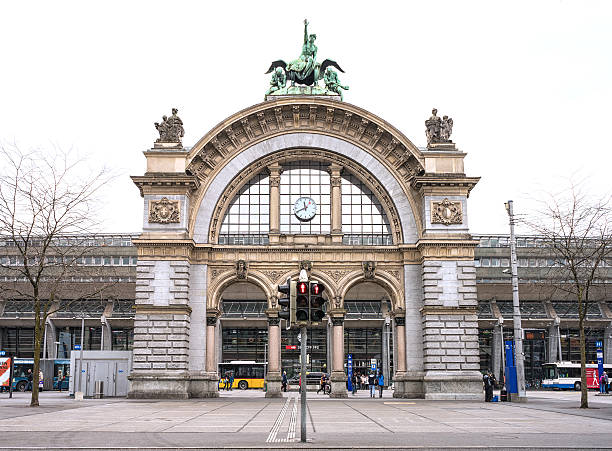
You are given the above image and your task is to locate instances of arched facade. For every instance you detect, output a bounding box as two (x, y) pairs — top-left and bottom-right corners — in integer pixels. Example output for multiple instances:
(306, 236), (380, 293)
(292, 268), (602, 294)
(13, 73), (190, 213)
(130, 97), (482, 400)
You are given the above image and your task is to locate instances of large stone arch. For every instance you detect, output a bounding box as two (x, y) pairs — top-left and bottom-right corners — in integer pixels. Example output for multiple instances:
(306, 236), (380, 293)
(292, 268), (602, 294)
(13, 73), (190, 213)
(184, 99), (425, 244)
(208, 270), (273, 311)
(192, 133), (420, 244)
(203, 146), (407, 244)
(339, 271), (404, 312)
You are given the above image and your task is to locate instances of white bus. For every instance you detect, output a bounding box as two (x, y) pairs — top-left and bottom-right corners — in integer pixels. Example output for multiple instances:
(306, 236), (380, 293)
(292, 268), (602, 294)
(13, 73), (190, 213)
(542, 361), (611, 390)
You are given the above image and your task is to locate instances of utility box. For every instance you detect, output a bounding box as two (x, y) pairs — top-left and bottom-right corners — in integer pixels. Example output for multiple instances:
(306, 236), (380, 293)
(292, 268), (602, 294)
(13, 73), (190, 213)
(69, 351), (132, 398)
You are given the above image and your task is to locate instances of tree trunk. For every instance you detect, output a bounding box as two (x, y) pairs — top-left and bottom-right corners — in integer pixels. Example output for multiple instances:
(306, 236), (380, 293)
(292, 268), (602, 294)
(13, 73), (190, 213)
(579, 300), (588, 409)
(31, 304), (42, 407)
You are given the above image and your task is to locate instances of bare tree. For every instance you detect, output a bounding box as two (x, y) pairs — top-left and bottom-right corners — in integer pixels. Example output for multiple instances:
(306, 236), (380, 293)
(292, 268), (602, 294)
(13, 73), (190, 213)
(526, 182), (612, 408)
(0, 144), (113, 407)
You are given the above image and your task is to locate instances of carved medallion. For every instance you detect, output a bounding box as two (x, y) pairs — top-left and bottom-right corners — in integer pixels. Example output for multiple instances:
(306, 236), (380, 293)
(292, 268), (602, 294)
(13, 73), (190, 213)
(149, 197), (180, 224)
(431, 198), (462, 225)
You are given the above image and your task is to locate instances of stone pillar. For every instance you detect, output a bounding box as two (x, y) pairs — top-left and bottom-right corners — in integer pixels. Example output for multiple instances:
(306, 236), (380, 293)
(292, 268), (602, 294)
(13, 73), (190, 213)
(328, 164), (343, 243)
(394, 316), (407, 373)
(326, 320), (333, 375)
(547, 323), (560, 364)
(395, 264), (424, 398)
(128, 260), (192, 399)
(420, 258), (483, 400)
(329, 315), (347, 398)
(45, 319), (57, 358)
(268, 163), (282, 244)
(265, 315), (282, 397)
(101, 318), (112, 351)
(205, 315), (218, 374)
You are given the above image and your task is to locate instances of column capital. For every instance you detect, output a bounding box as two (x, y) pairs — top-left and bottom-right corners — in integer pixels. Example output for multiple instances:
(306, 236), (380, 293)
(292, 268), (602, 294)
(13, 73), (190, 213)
(331, 317), (344, 326)
(206, 308), (220, 326)
(327, 164), (343, 176)
(267, 162), (283, 176)
(206, 316), (218, 327)
(394, 316), (406, 327)
(267, 317), (280, 326)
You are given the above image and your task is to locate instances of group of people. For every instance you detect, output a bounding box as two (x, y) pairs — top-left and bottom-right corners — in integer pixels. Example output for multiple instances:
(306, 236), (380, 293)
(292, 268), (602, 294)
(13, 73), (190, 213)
(600, 370), (609, 394)
(350, 371), (385, 398)
(221, 372), (234, 391)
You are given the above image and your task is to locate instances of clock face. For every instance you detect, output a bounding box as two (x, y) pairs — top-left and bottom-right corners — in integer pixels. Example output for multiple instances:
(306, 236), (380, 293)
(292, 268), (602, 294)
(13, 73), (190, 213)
(294, 197), (317, 222)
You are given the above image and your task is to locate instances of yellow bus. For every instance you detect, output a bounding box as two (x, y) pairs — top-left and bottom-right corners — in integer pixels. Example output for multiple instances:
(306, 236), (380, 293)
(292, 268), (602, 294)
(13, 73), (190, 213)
(218, 361), (266, 390)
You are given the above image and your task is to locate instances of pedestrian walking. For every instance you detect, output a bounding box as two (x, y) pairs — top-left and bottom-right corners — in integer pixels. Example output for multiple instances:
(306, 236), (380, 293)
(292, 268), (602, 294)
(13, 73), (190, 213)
(604, 371), (609, 394)
(361, 373), (367, 391)
(26, 369), (33, 391)
(224, 373), (230, 391)
(351, 373), (357, 395)
(228, 372), (234, 391)
(368, 372), (376, 398)
(600, 372), (606, 394)
(317, 374), (326, 394)
(377, 371), (384, 398)
(281, 371), (288, 392)
(57, 370), (63, 392)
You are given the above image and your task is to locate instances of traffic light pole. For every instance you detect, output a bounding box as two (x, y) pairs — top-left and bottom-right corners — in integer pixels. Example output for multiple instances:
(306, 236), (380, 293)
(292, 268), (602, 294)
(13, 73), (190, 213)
(300, 325), (307, 443)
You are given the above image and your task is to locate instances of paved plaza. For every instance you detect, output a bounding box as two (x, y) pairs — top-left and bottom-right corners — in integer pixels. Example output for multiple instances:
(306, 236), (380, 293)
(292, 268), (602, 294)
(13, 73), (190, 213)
(0, 390), (611, 450)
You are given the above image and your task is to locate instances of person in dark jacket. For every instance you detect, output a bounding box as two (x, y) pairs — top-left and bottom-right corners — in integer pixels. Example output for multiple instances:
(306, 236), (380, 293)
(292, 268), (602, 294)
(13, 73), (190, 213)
(26, 369), (33, 391)
(377, 372), (384, 398)
(368, 372), (376, 398)
(483, 371), (494, 402)
(351, 373), (357, 395)
(281, 371), (288, 392)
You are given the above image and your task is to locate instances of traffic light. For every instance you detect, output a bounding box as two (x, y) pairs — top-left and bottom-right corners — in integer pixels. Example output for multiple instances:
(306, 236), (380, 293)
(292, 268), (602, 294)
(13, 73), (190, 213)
(309, 281), (326, 324)
(277, 278), (296, 327)
(296, 280), (309, 324)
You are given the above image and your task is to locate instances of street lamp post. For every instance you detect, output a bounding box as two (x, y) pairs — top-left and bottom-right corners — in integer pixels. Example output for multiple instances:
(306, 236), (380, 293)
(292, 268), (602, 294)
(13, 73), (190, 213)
(504, 200), (527, 402)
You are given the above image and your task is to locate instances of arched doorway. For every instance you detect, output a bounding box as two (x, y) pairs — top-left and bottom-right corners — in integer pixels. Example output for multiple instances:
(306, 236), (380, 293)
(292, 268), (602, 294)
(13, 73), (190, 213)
(344, 282), (394, 385)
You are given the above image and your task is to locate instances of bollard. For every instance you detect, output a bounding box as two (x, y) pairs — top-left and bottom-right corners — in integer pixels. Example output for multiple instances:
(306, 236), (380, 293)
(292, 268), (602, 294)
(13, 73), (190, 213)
(94, 381), (104, 399)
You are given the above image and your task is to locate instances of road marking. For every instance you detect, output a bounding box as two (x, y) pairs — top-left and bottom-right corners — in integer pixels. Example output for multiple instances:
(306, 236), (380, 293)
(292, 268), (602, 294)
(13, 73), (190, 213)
(384, 402), (416, 405)
(287, 395), (297, 441)
(266, 397), (290, 443)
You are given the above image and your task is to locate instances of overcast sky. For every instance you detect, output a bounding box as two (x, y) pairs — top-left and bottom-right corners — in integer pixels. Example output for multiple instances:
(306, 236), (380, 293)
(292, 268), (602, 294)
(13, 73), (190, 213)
(1, 0), (610, 235)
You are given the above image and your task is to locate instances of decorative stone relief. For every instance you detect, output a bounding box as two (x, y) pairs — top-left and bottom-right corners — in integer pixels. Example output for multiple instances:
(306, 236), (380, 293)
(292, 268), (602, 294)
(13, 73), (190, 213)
(155, 108), (184, 145)
(210, 268), (224, 281)
(387, 270), (401, 283)
(270, 295), (279, 309)
(327, 269), (350, 283)
(332, 295), (342, 309)
(431, 198), (462, 225)
(267, 317), (280, 326)
(300, 260), (312, 272)
(206, 316), (218, 326)
(331, 317), (344, 326)
(148, 197), (180, 224)
(363, 261), (376, 279)
(262, 270), (285, 283)
(236, 260), (248, 279)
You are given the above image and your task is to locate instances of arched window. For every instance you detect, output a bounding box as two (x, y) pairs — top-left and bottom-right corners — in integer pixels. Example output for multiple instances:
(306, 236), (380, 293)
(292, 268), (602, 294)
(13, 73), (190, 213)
(218, 172), (270, 245)
(341, 173), (392, 245)
(280, 161), (331, 235)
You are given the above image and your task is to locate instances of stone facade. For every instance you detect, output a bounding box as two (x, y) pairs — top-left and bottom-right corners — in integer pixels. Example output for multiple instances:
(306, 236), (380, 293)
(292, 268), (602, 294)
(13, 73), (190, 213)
(129, 97), (480, 399)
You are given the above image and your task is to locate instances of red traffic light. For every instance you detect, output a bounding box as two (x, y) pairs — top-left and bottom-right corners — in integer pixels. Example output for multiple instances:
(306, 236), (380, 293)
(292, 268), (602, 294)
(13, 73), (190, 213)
(298, 282), (308, 294)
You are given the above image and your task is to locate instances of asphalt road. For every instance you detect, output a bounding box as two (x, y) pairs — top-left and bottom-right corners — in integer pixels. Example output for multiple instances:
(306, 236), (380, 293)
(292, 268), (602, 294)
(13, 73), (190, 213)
(0, 390), (610, 450)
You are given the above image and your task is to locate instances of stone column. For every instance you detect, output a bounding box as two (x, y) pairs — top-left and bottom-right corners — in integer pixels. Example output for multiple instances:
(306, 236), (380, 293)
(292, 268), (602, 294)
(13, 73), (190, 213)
(268, 163), (282, 244)
(396, 264), (424, 398)
(547, 323), (560, 364)
(265, 315), (282, 397)
(329, 315), (347, 398)
(205, 315), (218, 375)
(394, 316), (407, 373)
(328, 164), (343, 243)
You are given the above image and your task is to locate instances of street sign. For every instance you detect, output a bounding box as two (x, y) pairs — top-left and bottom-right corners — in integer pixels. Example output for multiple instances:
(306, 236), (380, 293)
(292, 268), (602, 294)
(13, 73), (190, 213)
(285, 345), (297, 350)
(74, 345), (81, 350)
(0, 351), (6, 356)
(596, 341), (603, 348)
(370, 358), (377, 372)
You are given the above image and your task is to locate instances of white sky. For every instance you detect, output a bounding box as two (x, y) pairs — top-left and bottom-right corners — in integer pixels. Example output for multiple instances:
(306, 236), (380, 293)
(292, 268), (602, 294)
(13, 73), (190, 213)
(1, 0), (610, 235)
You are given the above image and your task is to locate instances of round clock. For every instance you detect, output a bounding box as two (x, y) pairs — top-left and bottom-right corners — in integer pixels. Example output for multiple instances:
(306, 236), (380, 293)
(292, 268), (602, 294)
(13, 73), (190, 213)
(294, 197), (317, 222)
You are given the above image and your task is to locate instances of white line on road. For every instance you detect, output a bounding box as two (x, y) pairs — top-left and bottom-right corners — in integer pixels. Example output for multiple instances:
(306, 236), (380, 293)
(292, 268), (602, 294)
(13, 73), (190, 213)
(266, 396), (290, 443)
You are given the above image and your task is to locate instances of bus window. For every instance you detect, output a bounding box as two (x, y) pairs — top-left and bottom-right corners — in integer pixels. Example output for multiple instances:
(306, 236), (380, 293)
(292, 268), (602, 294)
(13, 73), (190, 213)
(253, 366), (264, 379)
(544, 366), (557, 379)
(558, 368), (570, 378)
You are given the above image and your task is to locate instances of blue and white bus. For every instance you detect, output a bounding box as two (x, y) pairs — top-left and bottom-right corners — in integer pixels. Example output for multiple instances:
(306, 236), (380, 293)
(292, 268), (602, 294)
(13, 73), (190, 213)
(542, 361), (611, 390)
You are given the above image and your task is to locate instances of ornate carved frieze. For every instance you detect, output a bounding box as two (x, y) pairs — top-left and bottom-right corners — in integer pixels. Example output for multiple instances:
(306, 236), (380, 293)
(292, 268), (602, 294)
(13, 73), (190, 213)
(148, 197), (180, 224)
(431, 198), (463, 225)
(387, 270), (401, 283)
